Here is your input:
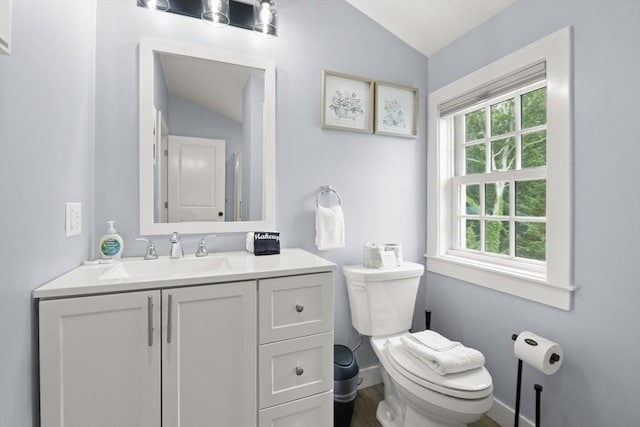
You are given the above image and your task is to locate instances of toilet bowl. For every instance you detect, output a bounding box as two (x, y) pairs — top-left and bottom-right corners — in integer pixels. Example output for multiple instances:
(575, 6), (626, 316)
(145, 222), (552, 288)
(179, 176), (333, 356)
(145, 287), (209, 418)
(343, 263), (493, 427)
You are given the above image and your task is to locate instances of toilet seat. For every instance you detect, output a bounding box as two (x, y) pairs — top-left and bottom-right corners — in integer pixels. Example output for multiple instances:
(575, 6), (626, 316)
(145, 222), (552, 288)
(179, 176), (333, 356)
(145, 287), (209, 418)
(375, 335), (493, 400)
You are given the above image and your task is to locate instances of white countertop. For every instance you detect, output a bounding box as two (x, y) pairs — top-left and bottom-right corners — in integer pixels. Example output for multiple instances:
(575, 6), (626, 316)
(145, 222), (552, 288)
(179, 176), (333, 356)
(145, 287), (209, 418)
(33, 248), (336, 299)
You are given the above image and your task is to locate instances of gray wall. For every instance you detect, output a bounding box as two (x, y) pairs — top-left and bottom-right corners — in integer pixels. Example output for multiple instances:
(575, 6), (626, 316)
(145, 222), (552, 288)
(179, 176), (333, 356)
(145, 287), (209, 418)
(0, 1), (97, 426)
(427, 1), (640, 425)
(242, 73), (264, 221)
(94, 0), (428, 372)
(153, 53), (169, 118)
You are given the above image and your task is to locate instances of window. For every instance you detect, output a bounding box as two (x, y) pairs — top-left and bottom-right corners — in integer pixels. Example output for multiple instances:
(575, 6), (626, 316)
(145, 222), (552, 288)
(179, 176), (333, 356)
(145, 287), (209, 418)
(455, 83), (547, 265)
(426, 27), (575, 310)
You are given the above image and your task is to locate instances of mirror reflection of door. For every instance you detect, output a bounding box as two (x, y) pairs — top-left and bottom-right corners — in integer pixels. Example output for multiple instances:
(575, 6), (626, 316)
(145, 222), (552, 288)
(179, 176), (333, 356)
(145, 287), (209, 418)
(167, 136), (226, 222)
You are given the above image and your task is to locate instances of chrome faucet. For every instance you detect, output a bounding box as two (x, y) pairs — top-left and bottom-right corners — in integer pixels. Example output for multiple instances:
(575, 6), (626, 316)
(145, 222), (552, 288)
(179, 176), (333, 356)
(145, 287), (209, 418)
(195, 235), (216, 257)
(135, 237), (159, 260)
(169, 232), (183, 259)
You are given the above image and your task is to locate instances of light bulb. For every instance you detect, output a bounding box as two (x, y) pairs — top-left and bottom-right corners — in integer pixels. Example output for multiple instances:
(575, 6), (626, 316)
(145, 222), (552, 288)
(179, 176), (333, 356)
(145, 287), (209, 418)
(202, 0), (229, 27)
(253, 0), (277, 36)
(141, 0), (169, 11)
(259, 2), (272, 25)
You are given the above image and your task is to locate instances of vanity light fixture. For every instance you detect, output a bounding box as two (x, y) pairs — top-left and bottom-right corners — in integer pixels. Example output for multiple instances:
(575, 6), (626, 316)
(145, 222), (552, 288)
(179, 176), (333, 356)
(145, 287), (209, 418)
(253, 0), (277, 37)
(202, 0), (230, 28)
(138, 0), (170, 12)
(136, 0), (278, 37)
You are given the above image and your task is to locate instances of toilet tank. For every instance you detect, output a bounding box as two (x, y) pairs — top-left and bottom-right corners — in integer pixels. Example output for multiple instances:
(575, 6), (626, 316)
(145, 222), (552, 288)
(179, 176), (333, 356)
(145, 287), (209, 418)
(343, 262), (424, 337)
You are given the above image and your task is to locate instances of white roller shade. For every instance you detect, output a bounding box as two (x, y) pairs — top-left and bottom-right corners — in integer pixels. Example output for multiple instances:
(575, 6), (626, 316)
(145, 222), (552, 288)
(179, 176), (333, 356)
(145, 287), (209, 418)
(439, 60), (546, 117)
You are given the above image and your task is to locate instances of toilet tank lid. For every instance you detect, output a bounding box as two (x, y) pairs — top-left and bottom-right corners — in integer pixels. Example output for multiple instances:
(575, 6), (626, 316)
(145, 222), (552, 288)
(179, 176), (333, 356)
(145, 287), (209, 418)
(343, 262), (424, 282)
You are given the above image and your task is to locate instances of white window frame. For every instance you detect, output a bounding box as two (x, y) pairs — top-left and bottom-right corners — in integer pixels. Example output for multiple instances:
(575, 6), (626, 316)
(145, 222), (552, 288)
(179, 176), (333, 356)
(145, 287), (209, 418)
(426, 27), (575, 310)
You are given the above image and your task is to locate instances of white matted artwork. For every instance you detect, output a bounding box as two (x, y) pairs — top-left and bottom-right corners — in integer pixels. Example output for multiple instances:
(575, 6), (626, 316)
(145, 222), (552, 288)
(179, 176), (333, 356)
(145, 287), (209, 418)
(321, 70), (374, 133)
(374, 82), (418, 138)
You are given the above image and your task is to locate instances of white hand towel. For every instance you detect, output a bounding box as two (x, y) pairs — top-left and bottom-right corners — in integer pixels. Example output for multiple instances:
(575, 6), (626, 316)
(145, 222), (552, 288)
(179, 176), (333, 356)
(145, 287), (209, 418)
(400, 333), (485, 375)
(404, 330), (460, 352)
(315, 205), (345, 250)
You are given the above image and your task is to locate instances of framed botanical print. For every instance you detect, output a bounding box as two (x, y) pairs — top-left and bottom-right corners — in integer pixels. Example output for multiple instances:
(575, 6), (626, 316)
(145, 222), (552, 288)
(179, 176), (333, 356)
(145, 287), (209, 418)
(321, 70), (374, 133)
(374, 82), (418, 138)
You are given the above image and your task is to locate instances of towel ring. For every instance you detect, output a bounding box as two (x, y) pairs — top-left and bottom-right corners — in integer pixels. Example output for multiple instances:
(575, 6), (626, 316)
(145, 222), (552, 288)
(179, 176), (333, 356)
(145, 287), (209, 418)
(316, 185), (342, 208)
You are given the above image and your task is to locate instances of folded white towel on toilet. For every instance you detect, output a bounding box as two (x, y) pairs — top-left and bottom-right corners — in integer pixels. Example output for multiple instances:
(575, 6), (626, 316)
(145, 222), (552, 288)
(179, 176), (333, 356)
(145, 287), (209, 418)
(315, 205), (345, 250)
(400, 331), (485, 375)
(404, 330), (460, 352)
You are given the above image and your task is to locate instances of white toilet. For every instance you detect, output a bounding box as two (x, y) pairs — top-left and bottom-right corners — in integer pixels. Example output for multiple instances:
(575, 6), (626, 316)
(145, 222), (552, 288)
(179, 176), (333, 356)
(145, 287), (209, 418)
(343, 262), (493, 427)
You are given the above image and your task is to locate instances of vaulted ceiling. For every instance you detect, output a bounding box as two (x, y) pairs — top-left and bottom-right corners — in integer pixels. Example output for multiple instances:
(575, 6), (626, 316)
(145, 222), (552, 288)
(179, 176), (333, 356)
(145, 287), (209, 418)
(346, 0), (515, 57)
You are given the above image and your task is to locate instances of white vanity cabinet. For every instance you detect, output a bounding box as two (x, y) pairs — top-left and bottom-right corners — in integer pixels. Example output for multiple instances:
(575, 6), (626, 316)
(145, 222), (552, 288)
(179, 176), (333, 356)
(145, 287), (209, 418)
(39, 282), (257, 427)
(0, 0), (11, 55)
(35, 249), (335, 427)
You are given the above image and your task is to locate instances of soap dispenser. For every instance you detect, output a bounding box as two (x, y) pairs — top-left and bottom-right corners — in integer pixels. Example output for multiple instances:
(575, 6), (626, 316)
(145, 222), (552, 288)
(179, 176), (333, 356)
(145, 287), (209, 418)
(99, 220), (124, 261)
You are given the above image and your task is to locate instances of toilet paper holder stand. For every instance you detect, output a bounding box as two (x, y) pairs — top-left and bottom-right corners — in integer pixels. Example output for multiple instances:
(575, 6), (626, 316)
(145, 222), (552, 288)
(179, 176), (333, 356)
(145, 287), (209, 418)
(511, 333), (561, 427)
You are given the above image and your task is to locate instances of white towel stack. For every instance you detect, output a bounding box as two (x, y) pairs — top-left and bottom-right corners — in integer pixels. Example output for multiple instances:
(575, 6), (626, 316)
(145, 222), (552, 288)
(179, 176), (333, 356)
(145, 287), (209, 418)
(315, 205), (345, 250)
(400, 330), (485, 375)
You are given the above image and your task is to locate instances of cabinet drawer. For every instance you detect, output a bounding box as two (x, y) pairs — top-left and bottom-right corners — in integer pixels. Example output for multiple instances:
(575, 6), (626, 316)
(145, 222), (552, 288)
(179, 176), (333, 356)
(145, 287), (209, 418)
(259, 273), (333, 344)
(259, 391), (332, 427)
(259, 332), (333, 408)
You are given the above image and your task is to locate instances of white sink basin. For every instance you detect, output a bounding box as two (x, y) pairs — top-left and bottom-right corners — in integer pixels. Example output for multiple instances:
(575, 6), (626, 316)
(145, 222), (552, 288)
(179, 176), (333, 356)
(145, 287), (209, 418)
(98, 256), (234, 281)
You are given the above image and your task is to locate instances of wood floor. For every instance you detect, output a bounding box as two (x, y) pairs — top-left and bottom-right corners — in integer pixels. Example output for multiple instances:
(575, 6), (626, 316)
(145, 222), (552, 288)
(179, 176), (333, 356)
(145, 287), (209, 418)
(351, 384), (500, 427)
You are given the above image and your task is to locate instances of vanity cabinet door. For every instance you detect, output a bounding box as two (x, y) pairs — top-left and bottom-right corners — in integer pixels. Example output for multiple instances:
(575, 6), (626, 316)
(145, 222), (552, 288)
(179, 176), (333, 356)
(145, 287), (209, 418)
(162, 281), (257, 427)
(39, 291), (161, 427)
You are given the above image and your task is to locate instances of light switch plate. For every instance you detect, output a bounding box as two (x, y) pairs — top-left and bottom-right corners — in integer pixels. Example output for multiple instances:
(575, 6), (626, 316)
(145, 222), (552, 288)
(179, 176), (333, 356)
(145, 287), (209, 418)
(65, 202), (82, 237)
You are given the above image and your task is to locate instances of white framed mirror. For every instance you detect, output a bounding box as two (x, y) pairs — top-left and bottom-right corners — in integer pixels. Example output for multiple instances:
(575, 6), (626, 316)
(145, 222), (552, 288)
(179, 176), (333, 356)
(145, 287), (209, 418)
(139, 38), (276, 235)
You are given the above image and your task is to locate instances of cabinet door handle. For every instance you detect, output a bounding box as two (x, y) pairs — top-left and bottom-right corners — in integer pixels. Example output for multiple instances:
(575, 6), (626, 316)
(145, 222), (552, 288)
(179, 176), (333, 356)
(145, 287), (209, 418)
(295, 304), (304, 313)
(167, 293), (173, 344)
(295, 366), (304, 376)
(147, 296), (153, 347)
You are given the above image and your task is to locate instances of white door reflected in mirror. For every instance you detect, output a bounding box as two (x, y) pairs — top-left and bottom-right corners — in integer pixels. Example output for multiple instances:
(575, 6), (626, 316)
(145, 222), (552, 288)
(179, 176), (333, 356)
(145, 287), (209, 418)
(167, 136), (225, 223)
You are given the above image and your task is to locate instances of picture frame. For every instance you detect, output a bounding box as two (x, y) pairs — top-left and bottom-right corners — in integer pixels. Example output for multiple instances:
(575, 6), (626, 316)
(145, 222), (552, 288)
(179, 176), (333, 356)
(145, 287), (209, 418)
(321, 70), (374, 133)
(374, 81), (418, 138)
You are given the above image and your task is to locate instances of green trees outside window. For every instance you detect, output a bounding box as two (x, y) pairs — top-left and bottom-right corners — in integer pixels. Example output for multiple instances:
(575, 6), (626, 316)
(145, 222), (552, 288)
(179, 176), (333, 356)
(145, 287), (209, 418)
(460, 86), (547, 261)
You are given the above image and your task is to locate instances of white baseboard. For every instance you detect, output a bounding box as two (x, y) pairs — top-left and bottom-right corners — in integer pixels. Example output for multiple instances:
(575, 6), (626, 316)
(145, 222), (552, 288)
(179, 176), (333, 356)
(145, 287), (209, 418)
(488, 397), (534, 427)
(357, 365), (382, 389)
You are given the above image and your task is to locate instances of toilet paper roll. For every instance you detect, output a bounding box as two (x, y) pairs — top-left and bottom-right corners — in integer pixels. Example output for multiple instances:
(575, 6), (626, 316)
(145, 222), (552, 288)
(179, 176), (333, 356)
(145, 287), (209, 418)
(514, 331), (563, 375)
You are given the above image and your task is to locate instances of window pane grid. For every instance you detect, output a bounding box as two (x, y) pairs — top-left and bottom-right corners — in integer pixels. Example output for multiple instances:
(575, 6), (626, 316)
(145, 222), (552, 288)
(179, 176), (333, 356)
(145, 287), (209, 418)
(455, 179), (547, 260)
(457, 83), (548, 263)
(476, 125), (546, 145)
(462, 130), (547, 176)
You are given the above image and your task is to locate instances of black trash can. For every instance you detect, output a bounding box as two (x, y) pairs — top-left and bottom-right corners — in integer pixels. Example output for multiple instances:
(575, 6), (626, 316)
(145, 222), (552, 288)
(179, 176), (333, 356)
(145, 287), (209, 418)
(334, 344), (359, 427)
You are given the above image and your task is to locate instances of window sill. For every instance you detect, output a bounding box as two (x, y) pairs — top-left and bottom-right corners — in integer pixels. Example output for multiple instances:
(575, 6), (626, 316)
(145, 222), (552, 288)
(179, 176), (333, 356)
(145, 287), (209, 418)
(424, 254), (575, 310)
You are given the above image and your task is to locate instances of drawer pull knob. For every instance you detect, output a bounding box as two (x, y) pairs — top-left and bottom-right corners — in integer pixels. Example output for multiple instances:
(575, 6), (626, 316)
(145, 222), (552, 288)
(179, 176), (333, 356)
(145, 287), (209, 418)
(295, 366), (304, 376)
(295, 304), (304, 313)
